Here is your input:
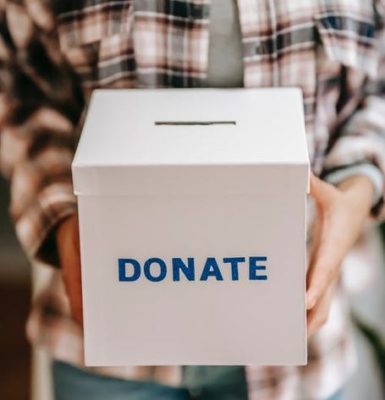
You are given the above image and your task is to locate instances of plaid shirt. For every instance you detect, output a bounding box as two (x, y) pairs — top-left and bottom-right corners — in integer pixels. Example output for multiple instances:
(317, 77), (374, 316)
(1, 1), (385, 399)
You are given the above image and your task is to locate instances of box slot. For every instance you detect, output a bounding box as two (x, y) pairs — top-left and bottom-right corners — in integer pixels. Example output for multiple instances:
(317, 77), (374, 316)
(154, 121), (236, 126)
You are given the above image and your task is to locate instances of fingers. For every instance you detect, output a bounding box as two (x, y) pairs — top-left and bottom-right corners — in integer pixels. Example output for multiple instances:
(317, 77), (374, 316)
(57, 213), (83, 326)
(309, 173), (338, 207)
(307, 177), (345, 310)
(306, 173), (370, 337)
(306, 226), (344, 310)
(306, 212), (346, 310)
(306, 230), (345, 310)
(307, 215), (322, 270)
(61, 256), (83, 327)
(69, 276), (83, 327)
(70, 213), (80, 252)
(307, 283), (336, 337)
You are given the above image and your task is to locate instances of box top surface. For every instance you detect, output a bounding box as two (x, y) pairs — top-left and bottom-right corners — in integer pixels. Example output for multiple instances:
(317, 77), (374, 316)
(73, 89), (309, 195)
(73, 88), (309, 168)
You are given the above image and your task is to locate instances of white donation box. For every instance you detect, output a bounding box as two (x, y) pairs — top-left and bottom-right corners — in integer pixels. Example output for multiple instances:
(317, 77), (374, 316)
(72, 88), (309, 366)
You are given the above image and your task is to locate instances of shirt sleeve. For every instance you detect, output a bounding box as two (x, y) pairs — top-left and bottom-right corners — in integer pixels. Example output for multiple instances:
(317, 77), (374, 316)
(323, 163), (384, 206)
(321, 2), (385, 220)
(0, 2), (85, 266)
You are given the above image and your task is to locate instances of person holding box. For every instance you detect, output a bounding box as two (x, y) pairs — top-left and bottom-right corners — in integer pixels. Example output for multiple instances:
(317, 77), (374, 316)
(0, 0), (384, 399)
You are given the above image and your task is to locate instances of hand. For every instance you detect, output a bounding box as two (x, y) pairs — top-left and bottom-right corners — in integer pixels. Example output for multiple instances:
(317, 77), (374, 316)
(56, 213), (83, 326)
(306, 173), (374, 336)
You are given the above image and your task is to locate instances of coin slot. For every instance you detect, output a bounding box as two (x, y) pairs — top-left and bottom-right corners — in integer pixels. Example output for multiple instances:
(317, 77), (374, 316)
(155, 121), (236, 126)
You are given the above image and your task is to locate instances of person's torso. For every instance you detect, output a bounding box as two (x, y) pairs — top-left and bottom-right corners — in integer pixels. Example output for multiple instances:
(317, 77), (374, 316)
(55, 0), (381, 172)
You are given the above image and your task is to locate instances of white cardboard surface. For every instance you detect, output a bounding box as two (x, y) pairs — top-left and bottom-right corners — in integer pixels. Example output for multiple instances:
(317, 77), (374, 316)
(73, 88), (309, 366)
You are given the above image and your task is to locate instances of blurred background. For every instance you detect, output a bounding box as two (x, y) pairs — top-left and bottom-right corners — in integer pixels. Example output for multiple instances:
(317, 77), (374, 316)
(0, 176), (31, 399)
(0, 173), (384, 399)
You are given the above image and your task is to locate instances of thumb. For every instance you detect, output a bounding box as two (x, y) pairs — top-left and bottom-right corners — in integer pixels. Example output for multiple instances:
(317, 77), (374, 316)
(309, 173), (337, 206)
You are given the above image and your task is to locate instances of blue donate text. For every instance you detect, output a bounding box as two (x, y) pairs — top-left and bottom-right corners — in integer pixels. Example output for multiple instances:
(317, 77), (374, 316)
(118, 257), (268, 282)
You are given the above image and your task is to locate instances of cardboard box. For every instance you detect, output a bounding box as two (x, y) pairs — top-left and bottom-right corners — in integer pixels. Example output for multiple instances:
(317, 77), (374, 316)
(73, 88), (309, 366)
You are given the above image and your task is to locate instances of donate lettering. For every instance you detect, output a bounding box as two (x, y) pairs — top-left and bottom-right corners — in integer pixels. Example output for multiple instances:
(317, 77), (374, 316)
(118, 256), (268, 282)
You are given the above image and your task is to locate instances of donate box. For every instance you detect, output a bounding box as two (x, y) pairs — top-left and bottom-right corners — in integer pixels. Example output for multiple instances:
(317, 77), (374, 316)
(73, 88), (309, 366)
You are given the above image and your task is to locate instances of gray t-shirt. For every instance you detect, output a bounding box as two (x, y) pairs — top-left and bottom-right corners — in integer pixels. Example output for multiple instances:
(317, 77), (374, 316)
(206, 0), (383, 203)
(207, 0), (243, 87)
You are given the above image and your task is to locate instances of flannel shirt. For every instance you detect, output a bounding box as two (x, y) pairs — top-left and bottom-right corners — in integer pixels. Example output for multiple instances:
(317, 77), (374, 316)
(1, 1), (385, 399)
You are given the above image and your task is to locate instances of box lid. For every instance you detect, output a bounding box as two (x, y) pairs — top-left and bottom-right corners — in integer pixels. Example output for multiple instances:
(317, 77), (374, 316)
(73, 88), (309, 196)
